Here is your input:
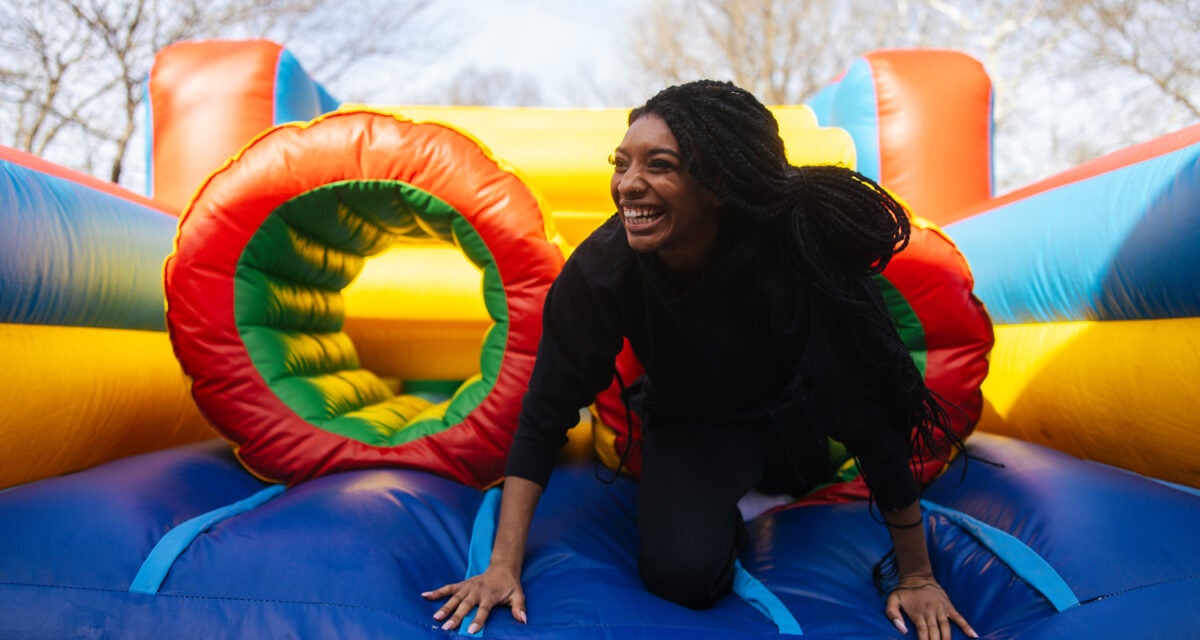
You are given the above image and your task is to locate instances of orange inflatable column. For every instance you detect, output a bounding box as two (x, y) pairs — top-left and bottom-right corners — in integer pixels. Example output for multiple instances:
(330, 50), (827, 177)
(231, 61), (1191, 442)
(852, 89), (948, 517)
(146, 40), (338, 213)
(810, 49), (993, 225)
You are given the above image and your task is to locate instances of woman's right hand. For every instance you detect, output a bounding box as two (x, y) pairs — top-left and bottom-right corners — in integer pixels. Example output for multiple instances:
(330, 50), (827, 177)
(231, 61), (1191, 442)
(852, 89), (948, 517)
(423, 564), (528, 634)
(425, 475), (542, 633)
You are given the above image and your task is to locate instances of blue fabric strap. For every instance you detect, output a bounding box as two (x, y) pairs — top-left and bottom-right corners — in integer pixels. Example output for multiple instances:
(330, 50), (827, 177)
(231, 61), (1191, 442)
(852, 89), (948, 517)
(733, 559), (804, 635)
(129, 484), (286, 594)
(920, 499), (1079, 612)
(459, 486), (503, 637)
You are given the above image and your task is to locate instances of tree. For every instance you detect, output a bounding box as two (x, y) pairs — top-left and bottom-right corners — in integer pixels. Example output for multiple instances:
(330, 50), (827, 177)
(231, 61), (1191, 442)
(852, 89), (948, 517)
(620, 0), (1071, 191)
(625, 0), (878, 105)
(1043, 1), (1200, 149)
(621, 0), (1199, 193)
(427, 67), (544, 107)
(0, 0), (443, 188)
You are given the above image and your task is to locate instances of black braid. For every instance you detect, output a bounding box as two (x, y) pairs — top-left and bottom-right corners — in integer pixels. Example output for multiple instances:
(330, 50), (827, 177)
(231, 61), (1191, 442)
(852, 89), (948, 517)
(630, 79), (966, 469)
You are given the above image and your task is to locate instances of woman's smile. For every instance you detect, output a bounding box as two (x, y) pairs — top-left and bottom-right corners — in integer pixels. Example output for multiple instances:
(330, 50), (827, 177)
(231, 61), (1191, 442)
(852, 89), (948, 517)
(621, 205), (665, 226)
(610, 113), (722, 274)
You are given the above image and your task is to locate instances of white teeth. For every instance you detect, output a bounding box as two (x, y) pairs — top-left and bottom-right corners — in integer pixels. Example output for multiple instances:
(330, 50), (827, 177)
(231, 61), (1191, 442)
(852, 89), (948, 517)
(623, 207), (663, 222)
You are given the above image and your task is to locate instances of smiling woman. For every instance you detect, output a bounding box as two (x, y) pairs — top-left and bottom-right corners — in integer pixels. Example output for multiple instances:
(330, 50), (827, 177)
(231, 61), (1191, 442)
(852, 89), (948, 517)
(426, 80), (982, 640)
(610, 113), (724, 274)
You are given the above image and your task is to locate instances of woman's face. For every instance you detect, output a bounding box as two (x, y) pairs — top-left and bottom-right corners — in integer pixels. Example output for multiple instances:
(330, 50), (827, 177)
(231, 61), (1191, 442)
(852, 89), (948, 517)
(610, 113), (722, 274)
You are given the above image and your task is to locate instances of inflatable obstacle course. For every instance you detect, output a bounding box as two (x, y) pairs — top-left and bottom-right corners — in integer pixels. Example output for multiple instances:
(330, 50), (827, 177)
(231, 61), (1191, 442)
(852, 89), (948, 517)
(2, 40), (1199, 639)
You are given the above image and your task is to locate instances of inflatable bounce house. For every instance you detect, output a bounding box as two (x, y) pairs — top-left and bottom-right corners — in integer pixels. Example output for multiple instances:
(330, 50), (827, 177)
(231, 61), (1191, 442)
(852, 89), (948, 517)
(2, 40), (1198, 638)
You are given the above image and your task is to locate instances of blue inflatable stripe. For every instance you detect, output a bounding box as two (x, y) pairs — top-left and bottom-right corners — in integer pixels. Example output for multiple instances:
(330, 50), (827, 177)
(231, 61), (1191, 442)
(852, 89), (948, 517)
(812, 57), (881, 182)
(317, 82), (341, 114)
(806, 84), (835, 126)
(459, 487), (502, 637)
(141, 75), (154, 198)
(920, 500), (1079, 612)
(274, 49), (340, 125)
(0, 158), (177, 330)
(129, 484), (285, 595)
(733, 559), (803, 635)
(947, 142), (1200, 324)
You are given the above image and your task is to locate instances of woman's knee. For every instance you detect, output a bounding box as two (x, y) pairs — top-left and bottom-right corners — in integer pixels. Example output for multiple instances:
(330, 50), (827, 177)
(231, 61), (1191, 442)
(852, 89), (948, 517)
(639, 547), (734, 609)
(637, 522), (742, 609)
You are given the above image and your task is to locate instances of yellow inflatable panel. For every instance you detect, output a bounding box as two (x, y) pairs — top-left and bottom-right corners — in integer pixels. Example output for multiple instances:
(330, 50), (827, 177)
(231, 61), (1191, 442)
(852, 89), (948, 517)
(345, 245), (489, 321)
(0, 324), (213, 488)
(978, 317), (1200, 488)
(348, 105), (852, 245)
(342, 244), (490, 382)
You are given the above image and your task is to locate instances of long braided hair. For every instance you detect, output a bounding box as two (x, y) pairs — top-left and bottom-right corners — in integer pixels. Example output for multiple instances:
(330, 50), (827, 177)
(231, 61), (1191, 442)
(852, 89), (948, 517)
(629, 79), (963, 476)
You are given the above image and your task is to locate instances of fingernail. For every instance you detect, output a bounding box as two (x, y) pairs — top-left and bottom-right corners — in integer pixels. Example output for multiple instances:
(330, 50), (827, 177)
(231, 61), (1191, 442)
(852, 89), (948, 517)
(518, 610), (528, 624)
(432, 611), (445, 621)
(441, 620), (453, 631)
(969, 631), (980, 639)
(891, 617), (907, 634)
(420, 591), (433, 598)
(467, 623), (480, 634)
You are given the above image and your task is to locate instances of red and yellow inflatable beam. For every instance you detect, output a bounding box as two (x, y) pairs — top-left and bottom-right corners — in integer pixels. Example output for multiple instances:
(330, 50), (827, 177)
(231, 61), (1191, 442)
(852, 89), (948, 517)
(164, 109), (564, 488)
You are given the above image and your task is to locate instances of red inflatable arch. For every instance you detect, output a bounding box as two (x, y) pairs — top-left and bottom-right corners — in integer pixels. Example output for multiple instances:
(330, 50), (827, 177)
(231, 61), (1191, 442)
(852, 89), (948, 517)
(164, 109), (564, 488)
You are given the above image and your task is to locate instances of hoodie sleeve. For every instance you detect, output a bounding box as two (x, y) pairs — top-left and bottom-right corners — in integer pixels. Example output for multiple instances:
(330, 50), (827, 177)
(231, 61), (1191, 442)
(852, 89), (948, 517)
(504, 246), (627, 487)
(800, 305), (919, 511)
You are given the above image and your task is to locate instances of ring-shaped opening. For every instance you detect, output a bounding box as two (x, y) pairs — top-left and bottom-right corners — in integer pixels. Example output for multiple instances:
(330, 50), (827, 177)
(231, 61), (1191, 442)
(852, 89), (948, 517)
(165, 109), (564, 488)
(235, 179), (504, 446)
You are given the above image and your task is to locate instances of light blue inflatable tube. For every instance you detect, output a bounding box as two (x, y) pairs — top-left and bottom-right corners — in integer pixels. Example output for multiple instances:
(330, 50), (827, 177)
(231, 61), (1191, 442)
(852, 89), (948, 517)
(946, 137), (1200, 325)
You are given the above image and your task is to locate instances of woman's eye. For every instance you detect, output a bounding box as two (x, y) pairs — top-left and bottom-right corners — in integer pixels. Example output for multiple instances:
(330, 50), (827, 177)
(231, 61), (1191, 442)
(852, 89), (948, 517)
(610, 155), (628, 171)
(648, 159), (674, 171)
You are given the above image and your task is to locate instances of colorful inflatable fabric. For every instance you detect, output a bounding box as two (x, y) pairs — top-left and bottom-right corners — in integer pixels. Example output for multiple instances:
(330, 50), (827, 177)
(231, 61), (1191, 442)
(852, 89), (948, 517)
(2, 40), (1199, 639)
(148, 39), (339, 212)
(945, 124), (1200, 488)
(164, 109), (565, 488)
(809, 48), (994, 225)
(3, 432), (1199, 639)
(0, 146), (212, 489)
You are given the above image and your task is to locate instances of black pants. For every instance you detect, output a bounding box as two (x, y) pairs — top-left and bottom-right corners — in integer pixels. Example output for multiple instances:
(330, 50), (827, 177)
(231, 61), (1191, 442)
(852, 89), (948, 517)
(633, 379), (832, 610)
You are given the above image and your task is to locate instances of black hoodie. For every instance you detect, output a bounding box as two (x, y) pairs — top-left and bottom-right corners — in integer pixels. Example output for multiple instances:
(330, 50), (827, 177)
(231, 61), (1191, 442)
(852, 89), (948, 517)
(505, 214), (918, 510)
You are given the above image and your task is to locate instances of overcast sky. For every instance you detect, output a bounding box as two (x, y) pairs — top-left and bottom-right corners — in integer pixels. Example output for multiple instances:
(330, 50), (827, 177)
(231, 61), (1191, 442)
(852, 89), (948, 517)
(355, 0), (643, 106)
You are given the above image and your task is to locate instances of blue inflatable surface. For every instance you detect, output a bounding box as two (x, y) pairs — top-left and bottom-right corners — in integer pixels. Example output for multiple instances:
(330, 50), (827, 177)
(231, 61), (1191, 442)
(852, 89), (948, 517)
(2, 432), (1198, 639)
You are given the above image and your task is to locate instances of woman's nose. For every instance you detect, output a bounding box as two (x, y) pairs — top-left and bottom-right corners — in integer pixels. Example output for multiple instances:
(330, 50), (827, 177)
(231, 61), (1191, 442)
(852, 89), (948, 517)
(619, 169), (647, 197)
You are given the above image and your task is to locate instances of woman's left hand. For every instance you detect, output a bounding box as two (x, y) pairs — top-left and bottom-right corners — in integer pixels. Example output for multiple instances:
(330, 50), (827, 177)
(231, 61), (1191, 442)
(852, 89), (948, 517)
(884, 574), (978, 639)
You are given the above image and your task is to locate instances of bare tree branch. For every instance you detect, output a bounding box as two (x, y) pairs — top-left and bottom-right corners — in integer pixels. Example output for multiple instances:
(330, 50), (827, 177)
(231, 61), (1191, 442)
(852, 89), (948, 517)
(0, 0), (449, 188)
(622, 0), (1199, 193)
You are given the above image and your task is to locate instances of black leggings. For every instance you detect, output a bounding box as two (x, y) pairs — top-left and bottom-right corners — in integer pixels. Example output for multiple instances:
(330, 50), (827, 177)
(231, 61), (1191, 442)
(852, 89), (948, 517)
(634, 386), (832, 609)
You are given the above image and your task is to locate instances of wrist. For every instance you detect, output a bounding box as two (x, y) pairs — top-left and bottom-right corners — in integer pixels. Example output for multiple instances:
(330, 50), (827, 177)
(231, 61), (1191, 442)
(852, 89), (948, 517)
(488, 552), (523, 575)
(895, 558), (934, 578)
(884, 512), (924, 530)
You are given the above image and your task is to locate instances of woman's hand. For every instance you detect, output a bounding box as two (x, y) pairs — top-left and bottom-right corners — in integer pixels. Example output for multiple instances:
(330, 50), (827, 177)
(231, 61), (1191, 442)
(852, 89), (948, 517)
(884, 574), (978, 639)
(424, 476), (542, 633)
(423, 565), (527, 634)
